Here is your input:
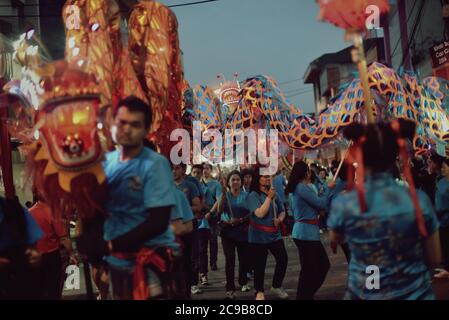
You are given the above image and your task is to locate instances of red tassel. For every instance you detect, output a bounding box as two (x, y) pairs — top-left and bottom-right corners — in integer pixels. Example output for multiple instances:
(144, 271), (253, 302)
(345, 139), (368, 213)
(391, 121), (428, 238)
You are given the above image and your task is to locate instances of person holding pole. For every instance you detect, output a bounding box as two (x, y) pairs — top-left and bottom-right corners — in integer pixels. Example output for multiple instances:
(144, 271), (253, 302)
(247, 167), (288, 300)
(285, 161), (334, 300)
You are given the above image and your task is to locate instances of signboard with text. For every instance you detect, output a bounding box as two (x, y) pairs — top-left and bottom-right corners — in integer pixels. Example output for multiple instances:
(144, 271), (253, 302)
(430, 41), (449, 68)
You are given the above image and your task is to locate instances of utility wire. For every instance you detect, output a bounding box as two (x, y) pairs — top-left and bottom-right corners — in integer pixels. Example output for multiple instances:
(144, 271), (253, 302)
(0, 0), (221, 17)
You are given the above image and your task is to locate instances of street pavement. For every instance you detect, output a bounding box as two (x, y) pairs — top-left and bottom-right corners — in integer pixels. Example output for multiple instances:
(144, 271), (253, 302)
(63, 233), (449, 300)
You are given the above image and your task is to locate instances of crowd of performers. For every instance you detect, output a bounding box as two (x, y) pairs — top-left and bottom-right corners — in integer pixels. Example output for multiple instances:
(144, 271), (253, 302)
(0, 95), (448, 300)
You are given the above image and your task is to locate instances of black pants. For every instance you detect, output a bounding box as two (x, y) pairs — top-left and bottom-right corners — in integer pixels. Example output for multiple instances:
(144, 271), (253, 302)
(180, 232), (193, 298)
(440, 226), (449, 270)
(198, 228), (210, 275)
(0, 254), (40, 300)
(294, 239), (330, 300)
(252, 240), (288, 293)
(191, 228), (210, 284)
(221, 237), (249, 291)
(39, 250), (63, 300)
(209, 223), (218, 267)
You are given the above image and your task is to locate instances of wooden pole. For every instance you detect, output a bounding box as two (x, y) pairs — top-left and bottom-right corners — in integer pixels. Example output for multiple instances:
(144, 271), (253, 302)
(332, 142), (353, 183)
(352, 33), (375, 124)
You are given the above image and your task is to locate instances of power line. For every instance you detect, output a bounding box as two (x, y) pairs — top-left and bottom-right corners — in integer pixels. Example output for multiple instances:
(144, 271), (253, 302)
(390, 0), (419, 60)
(399, 0), (426, 69)
(286, 89), (314, 98)
(278, 77), (304, 86)
(0, 0), (221, 17)
(284, 87), (313, 94)
(168, 0), (220, 8)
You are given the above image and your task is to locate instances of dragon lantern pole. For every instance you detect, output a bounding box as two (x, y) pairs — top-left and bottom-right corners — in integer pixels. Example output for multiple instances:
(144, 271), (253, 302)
(316, 0), (390, 124)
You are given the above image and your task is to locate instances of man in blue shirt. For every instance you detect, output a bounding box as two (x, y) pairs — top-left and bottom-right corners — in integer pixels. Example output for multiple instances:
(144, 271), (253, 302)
(190, 164), (213, 285)
(102, 96), (179, 300)
(172, 163), (203, 295)
(202, 163), (222, 271)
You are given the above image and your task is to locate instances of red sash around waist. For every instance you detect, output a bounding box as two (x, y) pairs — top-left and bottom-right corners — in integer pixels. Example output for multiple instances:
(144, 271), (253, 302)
(295, 219), (320, 226)
(249, 220), (279, 233)
(112, 247), (169, 300)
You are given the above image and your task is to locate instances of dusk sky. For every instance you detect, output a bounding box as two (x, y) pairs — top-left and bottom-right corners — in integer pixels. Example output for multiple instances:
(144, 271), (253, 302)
(161, 0), (349, 113)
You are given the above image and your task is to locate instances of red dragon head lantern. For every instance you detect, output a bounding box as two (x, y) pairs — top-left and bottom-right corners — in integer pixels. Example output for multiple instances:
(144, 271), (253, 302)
(31, 61), (107, 220)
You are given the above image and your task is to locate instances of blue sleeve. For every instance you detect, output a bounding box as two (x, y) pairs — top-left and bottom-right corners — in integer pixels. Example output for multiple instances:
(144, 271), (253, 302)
(327, 195), (346, 234)
(246, 192), (261, 214)
(178, 191), (194, 223)
(275, 194), (285, 213)
(418, 191), (440, 234)
(193, 179), (204, 197)
(214, 181), (222, 199)
(170, 190), (183, 221)
(298, 185), (328, 210)
(24, 209), (43, 245)
(190, 182), (201, 200)
(144, 156), (176, 209)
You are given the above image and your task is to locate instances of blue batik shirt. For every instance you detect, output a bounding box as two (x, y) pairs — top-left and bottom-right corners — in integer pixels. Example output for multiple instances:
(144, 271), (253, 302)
(328, 172), (439, 300)
(0, 201), (43, 252)
(290, 183), (330, 241)
(220, 191), (250, 242)
(103, 147), (178, 267)
(435, 177), (449, 227)
(247, 191), (285, 244)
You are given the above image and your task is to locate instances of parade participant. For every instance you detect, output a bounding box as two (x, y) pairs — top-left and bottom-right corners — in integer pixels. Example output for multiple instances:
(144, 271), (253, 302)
(102, 96), (180, 300)
(76, 215), (110, 300)
(172, 163), (203, 295)
(202, 163), (221, 271)
(316, 168), (328, 196)
(170, 187), (195, 298)
(285, 161), (332, 300)
(217, 170), (251, 299)
(247, 167), (288, 300)
(326, 163), (351, 263)
(328, 120), (442, 299)
(0, 196), (43, 299)
(273, 168), (287, 208)
(241, 168), (254, 193)
(425, 152), (445, 205)
(191, 164), (212, 285)
(171, 189), (194, 237)
(434, 157), (449, 279)
(29, 197), (78, 299)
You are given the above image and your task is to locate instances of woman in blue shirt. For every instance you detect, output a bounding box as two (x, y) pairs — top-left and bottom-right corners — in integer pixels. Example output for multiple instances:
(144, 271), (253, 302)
(247, 167), (288, 300)
(328, 120), (442, 300)
(435, 157), (449, 278)
(217, 170), (251, 299)
(285, 161), (332, 300)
